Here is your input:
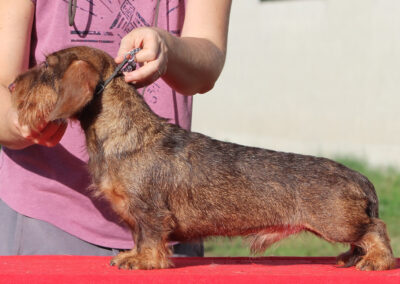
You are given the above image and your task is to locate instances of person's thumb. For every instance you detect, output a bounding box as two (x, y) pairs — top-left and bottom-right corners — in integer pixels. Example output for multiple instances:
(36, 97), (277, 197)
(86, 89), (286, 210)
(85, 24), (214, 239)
(115, 35), (135, 64)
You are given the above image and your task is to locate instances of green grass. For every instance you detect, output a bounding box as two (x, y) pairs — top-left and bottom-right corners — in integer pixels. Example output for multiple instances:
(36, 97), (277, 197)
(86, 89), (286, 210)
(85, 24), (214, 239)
(204, 157), (400, 258)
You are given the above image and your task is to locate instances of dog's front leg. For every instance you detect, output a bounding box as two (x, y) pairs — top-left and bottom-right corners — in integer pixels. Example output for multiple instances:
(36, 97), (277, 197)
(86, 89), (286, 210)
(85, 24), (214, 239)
(110, 210), (174, 270)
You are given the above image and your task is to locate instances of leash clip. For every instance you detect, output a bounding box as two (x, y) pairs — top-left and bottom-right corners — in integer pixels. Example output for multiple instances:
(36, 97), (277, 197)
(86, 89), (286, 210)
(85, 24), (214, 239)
(122, 48), (141, 73)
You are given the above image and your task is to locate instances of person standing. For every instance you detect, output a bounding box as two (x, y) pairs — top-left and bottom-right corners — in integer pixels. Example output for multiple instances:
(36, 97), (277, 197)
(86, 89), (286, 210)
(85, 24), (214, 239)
(0, 0), (231, 256)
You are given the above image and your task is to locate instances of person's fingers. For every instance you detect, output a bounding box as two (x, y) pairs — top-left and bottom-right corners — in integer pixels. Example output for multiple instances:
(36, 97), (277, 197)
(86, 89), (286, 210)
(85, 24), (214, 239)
(19, 119), (46, 140)
(28, 121), (67, 147)
(123, 60), (158, 82)
(134, 41), (160, 63)
(9, 109), (65, 148)
(116, 28), (163, 64)
(123, 60), (166, 87)
(116, 34), (135, 62)
(35, 122), (60, 141)
(115, 30), (145, 63)
(45, 122), (67, 147)
(19, 124), (32, 138)
(115, 27), (168, 86)
(115, 38), (132, 63)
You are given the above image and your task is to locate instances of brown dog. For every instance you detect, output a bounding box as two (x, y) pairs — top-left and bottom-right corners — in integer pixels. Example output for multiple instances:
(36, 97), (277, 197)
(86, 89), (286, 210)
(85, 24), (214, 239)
(10, 46), (396, 270)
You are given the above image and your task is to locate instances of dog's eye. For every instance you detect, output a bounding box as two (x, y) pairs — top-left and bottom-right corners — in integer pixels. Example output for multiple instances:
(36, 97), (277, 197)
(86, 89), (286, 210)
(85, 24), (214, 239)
(41, 61), (49, 68)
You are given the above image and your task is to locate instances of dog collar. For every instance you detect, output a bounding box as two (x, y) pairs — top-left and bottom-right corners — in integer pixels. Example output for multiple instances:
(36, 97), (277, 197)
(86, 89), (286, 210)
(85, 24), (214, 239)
(95, 48), (141, 95)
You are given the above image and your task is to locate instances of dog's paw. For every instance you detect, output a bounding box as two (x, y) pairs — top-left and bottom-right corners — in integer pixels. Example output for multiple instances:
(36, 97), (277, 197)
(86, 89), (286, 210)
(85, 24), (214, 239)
(356, 258), (380, 271)
(356, 255), (396, 271)
(110, 251), (142, 270)
(110, 250), (171, 270)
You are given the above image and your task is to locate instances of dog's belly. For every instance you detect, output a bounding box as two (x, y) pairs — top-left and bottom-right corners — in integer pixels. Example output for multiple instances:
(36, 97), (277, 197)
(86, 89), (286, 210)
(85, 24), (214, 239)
(168, 193), (301, 241)
(169, 223), (305, 243)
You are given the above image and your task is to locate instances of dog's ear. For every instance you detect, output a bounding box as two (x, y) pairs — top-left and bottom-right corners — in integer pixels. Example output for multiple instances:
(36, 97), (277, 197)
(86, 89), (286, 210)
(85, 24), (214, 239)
(48, 60), (100, 121)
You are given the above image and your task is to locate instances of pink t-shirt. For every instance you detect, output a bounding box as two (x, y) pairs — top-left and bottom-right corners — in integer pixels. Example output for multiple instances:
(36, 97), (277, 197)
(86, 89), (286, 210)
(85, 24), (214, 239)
(0, 0), (191, 249)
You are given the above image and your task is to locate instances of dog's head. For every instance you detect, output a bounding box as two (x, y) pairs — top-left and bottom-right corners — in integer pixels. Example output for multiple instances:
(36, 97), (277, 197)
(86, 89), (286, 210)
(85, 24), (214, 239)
(10, 46), (115, 130)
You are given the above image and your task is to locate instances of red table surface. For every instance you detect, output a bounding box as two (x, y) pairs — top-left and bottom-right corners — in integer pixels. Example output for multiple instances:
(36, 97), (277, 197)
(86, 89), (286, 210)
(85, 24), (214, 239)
(0, 256), (399, 284)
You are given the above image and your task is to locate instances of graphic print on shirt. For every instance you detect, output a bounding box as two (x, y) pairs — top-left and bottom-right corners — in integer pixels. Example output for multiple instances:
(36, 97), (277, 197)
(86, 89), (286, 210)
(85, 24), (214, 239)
(63, 0), (152, 43)
(64, 0), (183, 45)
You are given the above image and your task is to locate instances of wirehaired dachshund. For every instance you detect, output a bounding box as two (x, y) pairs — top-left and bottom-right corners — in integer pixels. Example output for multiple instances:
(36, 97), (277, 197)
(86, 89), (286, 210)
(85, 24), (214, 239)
(10, 46), (396, 270)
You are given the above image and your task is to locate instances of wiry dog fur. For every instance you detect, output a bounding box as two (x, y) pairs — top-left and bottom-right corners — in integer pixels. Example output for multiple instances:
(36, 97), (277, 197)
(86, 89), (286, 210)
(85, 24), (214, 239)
(11, 46), (396, 270)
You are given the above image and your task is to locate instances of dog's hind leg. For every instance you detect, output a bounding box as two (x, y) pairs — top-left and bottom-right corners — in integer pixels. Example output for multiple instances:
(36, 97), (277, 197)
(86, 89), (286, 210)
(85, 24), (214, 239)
(310, 216), (395, 270)
(335, 218), (396, 270)
(352, 218), (396, 271)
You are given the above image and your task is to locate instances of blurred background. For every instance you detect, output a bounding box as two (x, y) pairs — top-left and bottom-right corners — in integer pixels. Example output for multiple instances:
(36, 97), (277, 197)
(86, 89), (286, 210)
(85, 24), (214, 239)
(192, 0), (400, 257)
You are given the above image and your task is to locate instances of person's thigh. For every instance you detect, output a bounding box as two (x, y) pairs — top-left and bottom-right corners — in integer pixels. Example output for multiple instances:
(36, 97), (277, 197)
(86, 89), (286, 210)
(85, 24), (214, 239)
(0, 199), (118, 256)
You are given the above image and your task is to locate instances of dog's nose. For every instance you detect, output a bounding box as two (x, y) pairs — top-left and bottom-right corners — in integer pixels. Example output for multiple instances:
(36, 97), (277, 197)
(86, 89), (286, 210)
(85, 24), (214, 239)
(8, 82), (15, 93)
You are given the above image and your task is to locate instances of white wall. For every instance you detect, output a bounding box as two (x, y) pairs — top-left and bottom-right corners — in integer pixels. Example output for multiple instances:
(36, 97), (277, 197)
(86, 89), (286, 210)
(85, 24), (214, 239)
(192, 0), (400, 168)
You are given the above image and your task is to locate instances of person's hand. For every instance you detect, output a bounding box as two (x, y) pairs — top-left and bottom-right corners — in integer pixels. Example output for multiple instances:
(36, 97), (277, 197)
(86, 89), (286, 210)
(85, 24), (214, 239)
(7, 108), (67, 149)
(115, 27), (168, 88)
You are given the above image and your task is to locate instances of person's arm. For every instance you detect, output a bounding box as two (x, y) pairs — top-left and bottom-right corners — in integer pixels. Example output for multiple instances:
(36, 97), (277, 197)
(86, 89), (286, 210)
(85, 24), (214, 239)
(0, 0), (66, 150)
(0, 0), (35, 149)
(116, 0), (232, 95)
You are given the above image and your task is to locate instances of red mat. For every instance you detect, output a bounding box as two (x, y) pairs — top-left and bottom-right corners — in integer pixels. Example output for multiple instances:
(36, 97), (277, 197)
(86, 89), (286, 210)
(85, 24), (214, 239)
(0, 256), (399, 283)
